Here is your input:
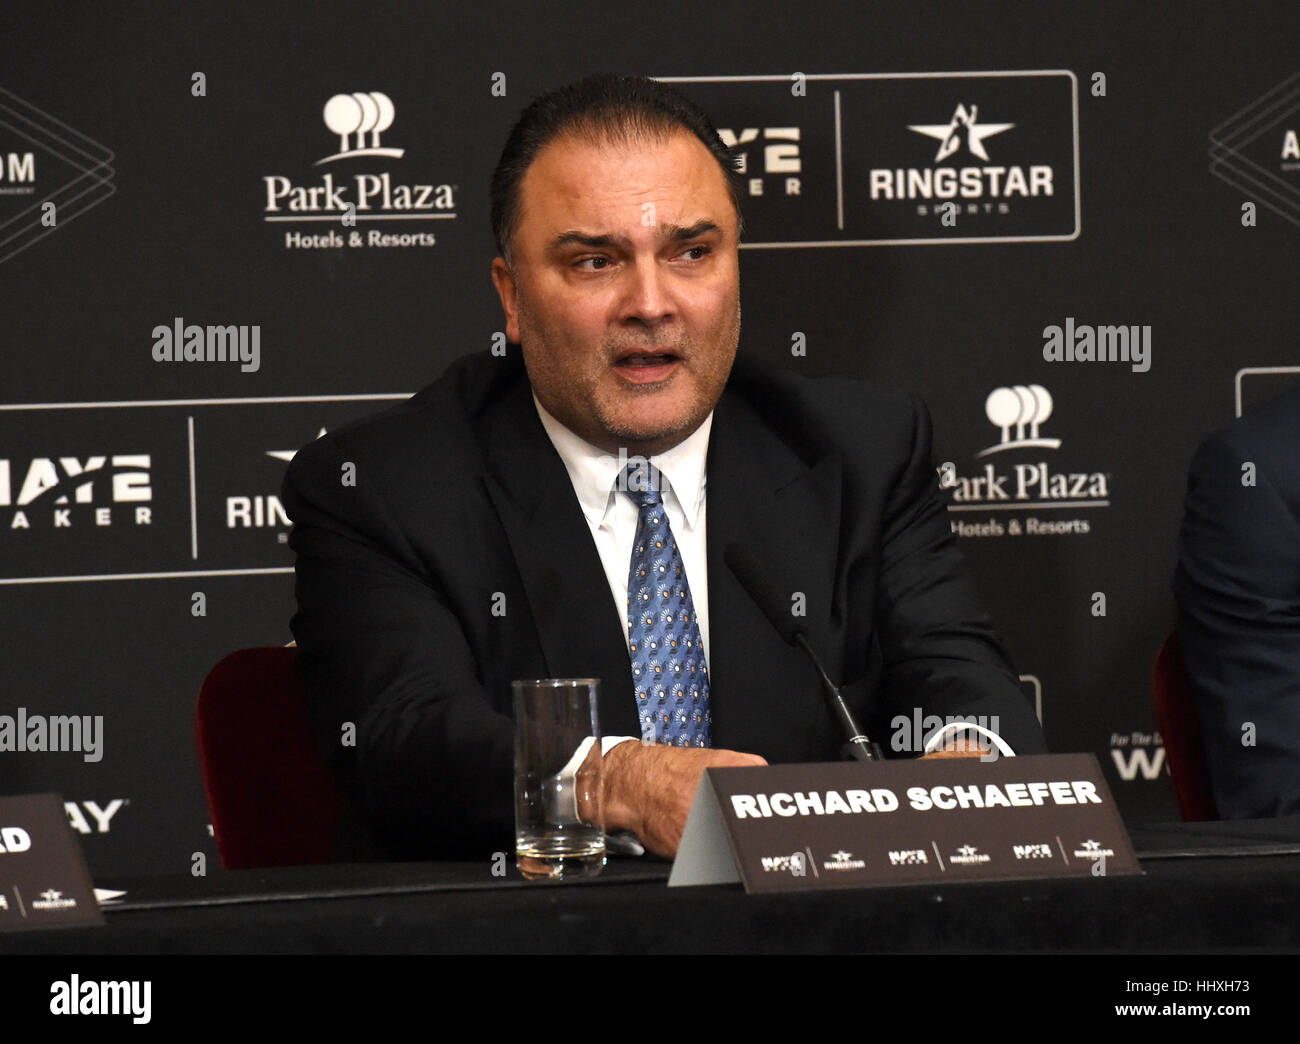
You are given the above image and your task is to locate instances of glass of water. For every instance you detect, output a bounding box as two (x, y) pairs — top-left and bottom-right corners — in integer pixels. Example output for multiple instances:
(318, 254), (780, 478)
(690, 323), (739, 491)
(512, 678), (606, 880)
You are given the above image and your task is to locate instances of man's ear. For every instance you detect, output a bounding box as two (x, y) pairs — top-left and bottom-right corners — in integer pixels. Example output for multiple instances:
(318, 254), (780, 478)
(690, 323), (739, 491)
(490, 256), (521, 344)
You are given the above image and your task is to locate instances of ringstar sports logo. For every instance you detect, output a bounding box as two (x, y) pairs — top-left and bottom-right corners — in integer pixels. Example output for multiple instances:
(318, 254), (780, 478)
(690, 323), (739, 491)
(942, 383), (1109, 538)
(32, 889), (77, 910)
(908, 104), (1014, 163)
(225, 431), (327, 535)
(823, 849), (866, 871)
(949, 844), (991, 865)
(873, 101), (1051, 209)
(262, 91), (456, 249)
(657, 71), (1078, 246)
(266, 429), (326, 463)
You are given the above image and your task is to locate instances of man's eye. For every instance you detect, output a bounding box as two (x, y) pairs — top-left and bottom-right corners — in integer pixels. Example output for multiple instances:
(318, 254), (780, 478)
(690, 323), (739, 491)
(575, 256), (610, 271)
(681, 245), (711, 261)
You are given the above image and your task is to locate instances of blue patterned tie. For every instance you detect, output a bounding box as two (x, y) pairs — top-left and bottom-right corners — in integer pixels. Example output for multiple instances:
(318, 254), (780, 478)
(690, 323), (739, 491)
(621, 460), (711, 746)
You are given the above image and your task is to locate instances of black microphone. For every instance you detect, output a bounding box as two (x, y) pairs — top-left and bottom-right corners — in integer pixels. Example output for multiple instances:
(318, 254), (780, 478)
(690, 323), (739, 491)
(724, 543), (883, 762)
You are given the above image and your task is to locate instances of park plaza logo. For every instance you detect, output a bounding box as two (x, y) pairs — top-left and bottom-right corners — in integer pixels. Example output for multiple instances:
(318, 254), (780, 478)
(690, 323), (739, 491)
(870, 103), (1054, 211)
(941, 384), (1110, 530)
(978, 384), (1061, 457)
(262, 91), (455, 249)
(318, 92), (404, 164)
(0, 453), (152, 530)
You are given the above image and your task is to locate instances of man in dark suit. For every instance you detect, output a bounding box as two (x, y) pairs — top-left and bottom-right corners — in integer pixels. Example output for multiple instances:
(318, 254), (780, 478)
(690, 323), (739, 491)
(1174, 385), (1300, 818)
(283, 74), (1045, 861)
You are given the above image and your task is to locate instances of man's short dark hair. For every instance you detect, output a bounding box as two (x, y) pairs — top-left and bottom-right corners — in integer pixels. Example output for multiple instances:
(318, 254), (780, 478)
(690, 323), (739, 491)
(490, 74), (745, 264)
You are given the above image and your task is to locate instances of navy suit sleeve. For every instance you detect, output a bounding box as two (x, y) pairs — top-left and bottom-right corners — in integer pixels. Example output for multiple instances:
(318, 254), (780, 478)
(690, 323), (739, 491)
(874, 393), (1047, 755)
(281, 429), (514, 858)
(1174, 425), (1300, 818)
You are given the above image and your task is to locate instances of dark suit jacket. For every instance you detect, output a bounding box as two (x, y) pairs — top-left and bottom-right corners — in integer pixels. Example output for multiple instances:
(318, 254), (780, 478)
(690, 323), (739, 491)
(1174, 386), (1300, 818)
(282, 348), (1046, 859)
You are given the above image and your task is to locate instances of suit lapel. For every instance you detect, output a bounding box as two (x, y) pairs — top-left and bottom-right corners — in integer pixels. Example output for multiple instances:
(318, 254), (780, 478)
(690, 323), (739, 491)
(705, 386), (843, 758)
(476, 362), (844, 753)
(481, 377), (642, 737)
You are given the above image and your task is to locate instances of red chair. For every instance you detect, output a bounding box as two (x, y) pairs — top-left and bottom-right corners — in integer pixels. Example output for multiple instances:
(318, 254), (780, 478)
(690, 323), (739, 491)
(196, 645), (342, 868)
(1151, 633), (1219, 821)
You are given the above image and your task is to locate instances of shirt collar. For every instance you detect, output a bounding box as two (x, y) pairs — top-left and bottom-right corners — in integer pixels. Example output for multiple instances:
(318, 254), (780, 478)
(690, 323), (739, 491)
(533, 395), (712, 529)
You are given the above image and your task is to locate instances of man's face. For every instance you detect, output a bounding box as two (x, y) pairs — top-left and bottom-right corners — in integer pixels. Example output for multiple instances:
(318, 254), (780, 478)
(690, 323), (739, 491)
(491, 129), (741, 456)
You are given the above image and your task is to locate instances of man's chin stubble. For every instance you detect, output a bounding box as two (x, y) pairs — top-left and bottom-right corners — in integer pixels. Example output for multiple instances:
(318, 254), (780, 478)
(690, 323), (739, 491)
(597, 396), (709, 450)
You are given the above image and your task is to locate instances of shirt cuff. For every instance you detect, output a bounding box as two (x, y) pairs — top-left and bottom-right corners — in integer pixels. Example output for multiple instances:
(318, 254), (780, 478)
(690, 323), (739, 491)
(557, 736), (641, 834)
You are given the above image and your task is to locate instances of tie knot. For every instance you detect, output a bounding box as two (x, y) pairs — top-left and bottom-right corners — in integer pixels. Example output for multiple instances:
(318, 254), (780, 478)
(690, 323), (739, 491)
(618, 459), (663, 507)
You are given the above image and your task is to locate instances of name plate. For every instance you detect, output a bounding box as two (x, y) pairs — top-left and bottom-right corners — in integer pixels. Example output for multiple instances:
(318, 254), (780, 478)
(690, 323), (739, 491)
(0, 793), (104, 932)
(668, 754), (1140, 891)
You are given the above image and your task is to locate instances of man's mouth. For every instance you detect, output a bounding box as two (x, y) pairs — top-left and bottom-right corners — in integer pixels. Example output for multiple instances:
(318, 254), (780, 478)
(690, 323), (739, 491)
(613, 350), (681, 383)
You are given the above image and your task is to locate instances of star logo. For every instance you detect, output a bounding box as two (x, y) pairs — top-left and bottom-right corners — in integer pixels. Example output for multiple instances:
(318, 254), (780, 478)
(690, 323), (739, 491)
(40, 889), (62, 901)
(1082, 839), (1101, 852)
(957, 845), (978, 857)
(267, 427), (328, 462)
(830, 850), (853, 862)
(909, 104), (1014, 163)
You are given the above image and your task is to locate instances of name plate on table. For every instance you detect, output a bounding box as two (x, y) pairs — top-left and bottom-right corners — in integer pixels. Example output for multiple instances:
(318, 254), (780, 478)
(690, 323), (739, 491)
(0, 793), (104, 931)
(668, 754), (1140, 892)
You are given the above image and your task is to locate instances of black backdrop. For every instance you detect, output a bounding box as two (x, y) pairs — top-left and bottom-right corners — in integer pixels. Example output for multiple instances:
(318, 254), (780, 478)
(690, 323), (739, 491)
(3, 1), (1298, 875)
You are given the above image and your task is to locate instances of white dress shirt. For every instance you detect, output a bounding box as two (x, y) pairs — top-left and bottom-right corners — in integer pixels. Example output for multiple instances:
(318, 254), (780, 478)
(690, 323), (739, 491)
(533, 396), (713, 670)
(534, 397), (714, 852)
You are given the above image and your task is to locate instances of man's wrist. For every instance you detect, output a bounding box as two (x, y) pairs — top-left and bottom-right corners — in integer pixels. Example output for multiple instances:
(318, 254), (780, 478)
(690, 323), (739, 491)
(601, 740), (645, 837)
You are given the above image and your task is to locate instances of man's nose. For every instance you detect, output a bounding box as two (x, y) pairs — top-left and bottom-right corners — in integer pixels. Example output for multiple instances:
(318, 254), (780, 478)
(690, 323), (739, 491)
(619, 256), (674, 323)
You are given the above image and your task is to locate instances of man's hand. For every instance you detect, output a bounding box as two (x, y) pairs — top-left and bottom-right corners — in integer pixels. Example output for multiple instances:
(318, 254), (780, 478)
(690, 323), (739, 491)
(920, 731), (996, 760)
(920, 745), (986, 759)
(602, 743), (767, 859)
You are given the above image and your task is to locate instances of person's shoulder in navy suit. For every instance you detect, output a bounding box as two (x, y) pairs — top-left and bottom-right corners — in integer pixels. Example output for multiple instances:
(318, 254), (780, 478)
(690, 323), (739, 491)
(1174, 385), (1300, 817)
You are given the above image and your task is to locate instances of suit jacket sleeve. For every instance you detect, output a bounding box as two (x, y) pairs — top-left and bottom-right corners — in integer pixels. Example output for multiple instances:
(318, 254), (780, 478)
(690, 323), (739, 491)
(282, 426), (514, 858)
(872, 393), (1046, 755)
(1174, 424), (1300, 818)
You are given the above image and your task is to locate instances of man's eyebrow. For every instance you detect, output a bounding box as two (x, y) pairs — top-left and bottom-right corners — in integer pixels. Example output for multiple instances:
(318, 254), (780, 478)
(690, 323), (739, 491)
(549, 230), (623, 251)
(662, 220), (722, 241)
(547, 220), (723, 252)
